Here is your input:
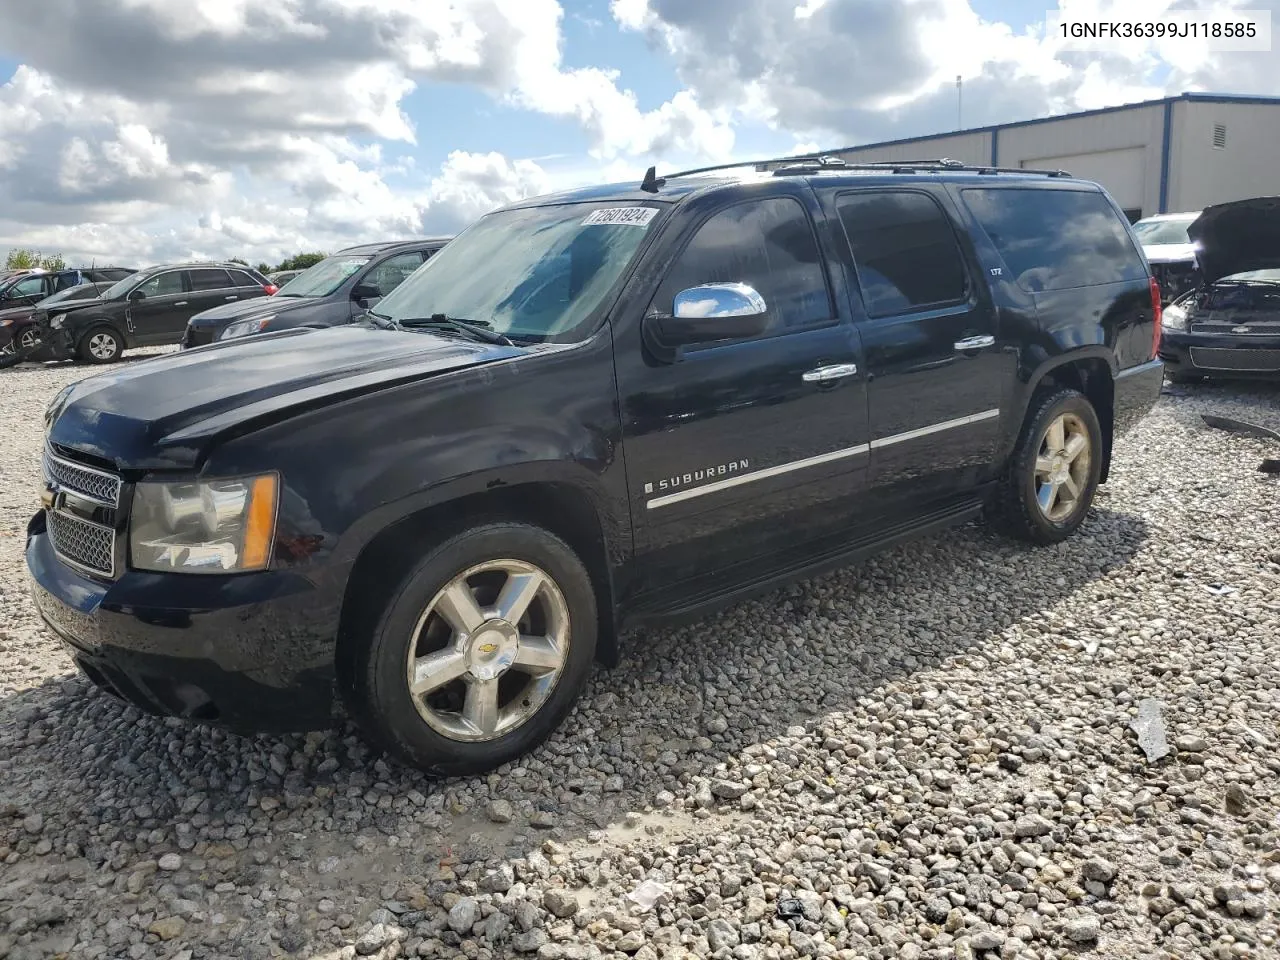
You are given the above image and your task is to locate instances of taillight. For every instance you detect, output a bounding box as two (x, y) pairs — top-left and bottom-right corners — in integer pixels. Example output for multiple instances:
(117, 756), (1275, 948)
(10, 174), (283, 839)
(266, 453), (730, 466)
(1149, 276), (1162, 359)
(263, 284), (279, 296)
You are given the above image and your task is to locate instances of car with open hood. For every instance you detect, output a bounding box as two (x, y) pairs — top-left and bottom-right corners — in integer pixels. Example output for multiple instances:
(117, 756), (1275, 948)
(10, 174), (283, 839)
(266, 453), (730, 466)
(182, 239), (450, 348)
(27, 154), (1163, 775)
(1133, 211), (1201, 303)
(1158, 196), (1280, 382)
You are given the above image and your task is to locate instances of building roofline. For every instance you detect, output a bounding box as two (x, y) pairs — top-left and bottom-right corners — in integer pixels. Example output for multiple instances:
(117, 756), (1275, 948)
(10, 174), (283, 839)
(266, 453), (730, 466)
(824, 91), (1280, 154)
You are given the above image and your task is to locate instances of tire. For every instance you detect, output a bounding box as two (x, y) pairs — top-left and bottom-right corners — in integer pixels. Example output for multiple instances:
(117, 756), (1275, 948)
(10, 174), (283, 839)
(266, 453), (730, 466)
(77, 325), (123, 364)
(986, 388), (1103, 545)
(347, 522), (597, 776)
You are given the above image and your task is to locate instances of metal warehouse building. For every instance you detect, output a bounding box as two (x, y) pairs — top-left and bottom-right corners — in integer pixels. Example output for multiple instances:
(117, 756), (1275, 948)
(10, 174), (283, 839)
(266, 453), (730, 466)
(780, 92), (1280, 222)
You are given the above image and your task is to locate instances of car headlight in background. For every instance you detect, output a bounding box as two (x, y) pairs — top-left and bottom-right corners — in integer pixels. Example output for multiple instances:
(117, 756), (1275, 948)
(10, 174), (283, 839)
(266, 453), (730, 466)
(130, 474), (278, 573)
(0, 318), (12, 328)
(50, 314), (66, 329)
(1162, 302), (1188, 331)
(218, 316), (274, 341)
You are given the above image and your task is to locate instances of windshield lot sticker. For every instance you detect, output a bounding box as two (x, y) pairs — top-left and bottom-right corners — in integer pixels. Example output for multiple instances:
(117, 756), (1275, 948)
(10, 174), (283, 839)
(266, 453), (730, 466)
(582, 207), (658, 227)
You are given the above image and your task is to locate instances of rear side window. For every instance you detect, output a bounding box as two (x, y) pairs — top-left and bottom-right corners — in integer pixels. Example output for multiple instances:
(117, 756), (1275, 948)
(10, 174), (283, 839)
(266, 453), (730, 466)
(836, 191), (968, 317)
(961, 188), (1147, 292)
(655, 196), (832, 332)
(188, 268), (233, 290)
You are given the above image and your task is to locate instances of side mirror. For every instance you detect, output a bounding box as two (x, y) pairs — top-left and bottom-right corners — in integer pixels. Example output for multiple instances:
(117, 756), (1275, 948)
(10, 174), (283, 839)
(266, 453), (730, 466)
(128, 288), (146, 301)
(352, 282), (382, 303)
(645, 283), (770, 347)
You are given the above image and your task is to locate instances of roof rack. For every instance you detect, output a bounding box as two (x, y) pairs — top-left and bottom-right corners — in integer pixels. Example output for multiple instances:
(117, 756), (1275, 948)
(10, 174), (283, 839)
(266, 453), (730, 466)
(638, 154), (1071, 191)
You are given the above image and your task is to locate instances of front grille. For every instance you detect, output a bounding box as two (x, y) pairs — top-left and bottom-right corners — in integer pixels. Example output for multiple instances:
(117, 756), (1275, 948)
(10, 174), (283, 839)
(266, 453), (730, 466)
(48, 510), (116, 578)
(1191, 321), (1280, 336)
(43, 447), (121, 506)
(1189, 347), (1280, 372)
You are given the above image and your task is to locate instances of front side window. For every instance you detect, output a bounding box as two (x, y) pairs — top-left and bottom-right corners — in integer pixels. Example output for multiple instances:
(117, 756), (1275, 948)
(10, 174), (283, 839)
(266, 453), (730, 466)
(837, 191), (968, 317)
(137, 271), (184, 298)
(375, 202), (663, 343)
(962, 188), (1148, 292)
(653, 196), (832, 332)
(364, 253), (424, 297)
(7, 276), (48, 299)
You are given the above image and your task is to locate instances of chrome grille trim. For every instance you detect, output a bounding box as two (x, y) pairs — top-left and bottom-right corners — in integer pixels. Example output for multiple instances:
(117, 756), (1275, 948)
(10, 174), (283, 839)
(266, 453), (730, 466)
(47, 510), (116, 579)
(43, 446), (121, 507)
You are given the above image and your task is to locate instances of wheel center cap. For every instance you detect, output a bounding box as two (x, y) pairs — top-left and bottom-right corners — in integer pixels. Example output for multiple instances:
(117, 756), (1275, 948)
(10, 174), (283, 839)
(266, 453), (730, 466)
(466, 620), (519, 681)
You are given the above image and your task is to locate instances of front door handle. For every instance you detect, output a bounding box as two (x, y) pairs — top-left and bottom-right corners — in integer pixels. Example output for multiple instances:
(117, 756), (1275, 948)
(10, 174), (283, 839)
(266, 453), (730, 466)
(803, 363), (859, 383)
(174, 301), (188, 307)
(954, 335), (995, 351)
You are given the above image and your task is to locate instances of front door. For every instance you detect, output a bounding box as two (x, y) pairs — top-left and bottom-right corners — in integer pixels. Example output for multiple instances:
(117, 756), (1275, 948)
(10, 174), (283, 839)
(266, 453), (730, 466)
(126, 270), (189, 344)
(615, 189), (870, 599)
(822, 187), (1013, 510)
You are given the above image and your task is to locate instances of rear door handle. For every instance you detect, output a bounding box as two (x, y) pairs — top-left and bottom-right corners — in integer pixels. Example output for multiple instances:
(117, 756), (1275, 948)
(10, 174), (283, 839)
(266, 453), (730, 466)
(803, 363), (859, 383)
(174, 301), (188, 307)
(225, 296), (239, 300)
(954, 335), (995, 351)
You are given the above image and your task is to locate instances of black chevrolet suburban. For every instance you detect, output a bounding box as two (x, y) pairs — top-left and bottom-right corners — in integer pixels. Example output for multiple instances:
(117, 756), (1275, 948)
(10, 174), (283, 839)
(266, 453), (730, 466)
(28, 157), (1164, 775)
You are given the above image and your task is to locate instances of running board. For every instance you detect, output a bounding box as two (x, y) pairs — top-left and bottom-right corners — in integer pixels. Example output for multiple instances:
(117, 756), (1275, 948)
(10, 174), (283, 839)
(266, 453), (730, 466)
(624, 498), (985, 630)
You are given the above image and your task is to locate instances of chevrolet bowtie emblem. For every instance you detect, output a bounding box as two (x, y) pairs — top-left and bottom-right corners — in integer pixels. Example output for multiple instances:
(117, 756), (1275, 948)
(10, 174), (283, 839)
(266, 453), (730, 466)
(477, 642), (498, 655)
(1232, 325), (1251, 334)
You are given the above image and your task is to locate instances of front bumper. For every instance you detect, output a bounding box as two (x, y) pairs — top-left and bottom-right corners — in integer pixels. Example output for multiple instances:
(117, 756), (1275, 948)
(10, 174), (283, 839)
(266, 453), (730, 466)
(1159, 330), (1280, 380)
(26, 511), (340, 732)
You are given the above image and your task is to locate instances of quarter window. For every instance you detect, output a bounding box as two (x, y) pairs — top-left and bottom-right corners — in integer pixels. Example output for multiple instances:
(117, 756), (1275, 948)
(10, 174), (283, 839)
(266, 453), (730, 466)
(961, 188), (1147, 292)
(228, 269), (260, 287)
(655, 197), (832, 333)
(137, 272), (184, 297)
(188, 268), (233, 291)
(837, 192), (969, 317)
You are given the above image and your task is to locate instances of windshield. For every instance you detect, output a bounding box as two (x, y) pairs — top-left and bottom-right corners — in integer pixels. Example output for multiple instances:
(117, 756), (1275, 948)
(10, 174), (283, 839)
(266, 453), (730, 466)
(374, 202), (663, 343)
(275, 256), (370, 297)
(100, 272), (147, 300)
(36, 284), (101, 307)
(1133, 217), (1195, 245)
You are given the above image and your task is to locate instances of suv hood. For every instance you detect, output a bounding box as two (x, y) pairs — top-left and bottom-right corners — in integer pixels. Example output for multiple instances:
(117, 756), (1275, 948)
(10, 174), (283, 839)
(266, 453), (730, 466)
(189, 296), (317, 327)
(1188, 196), (1280, 284)
(46, 325), (524, 470)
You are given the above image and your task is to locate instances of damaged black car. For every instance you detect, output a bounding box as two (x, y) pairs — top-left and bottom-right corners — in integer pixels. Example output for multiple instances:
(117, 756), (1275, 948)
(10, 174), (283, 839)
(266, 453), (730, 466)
(1159, 196), (1280, 382)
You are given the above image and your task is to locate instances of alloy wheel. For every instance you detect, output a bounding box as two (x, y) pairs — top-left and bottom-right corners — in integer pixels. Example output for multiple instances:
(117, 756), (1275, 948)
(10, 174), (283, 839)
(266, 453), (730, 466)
(405, 559), (569, 742)
(88, 333), (117, 360)
(1033, 412), (1092, 523)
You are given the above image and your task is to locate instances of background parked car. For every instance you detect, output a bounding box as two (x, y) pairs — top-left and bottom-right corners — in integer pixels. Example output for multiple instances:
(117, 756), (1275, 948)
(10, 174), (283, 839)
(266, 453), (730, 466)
(0, 267), (135, 310)
(42, 262), (277, 363)
(182, 239), (450, 347)
(0, 281), (119, 356)
(267, 269), (304, 287)
(1133, 211), (1201, 303)
(1159, 196), (1280, 382)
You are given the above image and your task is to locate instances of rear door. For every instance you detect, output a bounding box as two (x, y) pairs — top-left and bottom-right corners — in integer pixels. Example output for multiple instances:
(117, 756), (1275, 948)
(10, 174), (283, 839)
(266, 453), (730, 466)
(819, 186), (1013, 509)
(125, 270), (189, 344)
(184, 268), (244, 326)
(227, 268), (270, 304)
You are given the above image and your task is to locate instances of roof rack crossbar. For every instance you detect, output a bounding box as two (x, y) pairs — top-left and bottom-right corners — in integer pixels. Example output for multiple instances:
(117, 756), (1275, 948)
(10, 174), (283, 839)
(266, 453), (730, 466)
(637, 154), (1071, 191)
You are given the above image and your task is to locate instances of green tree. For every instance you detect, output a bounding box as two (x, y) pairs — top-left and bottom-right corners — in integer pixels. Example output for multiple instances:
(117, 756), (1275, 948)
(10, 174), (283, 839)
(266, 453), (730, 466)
(256, 262), (272, 274)
(275, 252), (326, 272)
(5, 249), (66, 271)
(228, 257), (248, 266)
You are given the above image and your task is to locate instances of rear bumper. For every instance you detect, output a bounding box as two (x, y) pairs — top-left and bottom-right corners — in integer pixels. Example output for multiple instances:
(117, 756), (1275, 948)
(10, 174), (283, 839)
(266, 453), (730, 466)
(1114, 359), (1165, 435)
(26, 511), (339, 733)
(1160, 330), (1280, 380)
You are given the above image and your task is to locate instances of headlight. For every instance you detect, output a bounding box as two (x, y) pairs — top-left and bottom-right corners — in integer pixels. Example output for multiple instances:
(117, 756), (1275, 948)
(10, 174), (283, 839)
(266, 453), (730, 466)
(218, 316), (274, 341)
(0, 318), (12, 327)
(1162, 303), (1188, 331)
(50, 314), (66, 329)
(130, 474), (278, 573)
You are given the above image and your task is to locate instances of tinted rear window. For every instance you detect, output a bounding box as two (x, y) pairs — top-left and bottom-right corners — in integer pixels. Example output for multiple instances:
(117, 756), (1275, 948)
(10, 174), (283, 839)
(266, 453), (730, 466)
(189, 268), (233, 290)
(961, 188), (1146, 292)
(229, 269), (261, 287)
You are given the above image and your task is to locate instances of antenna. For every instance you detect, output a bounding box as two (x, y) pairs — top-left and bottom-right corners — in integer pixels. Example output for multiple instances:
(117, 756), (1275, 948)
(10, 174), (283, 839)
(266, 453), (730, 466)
(956, 75), (963, 130)
(640, 165), (664, 193)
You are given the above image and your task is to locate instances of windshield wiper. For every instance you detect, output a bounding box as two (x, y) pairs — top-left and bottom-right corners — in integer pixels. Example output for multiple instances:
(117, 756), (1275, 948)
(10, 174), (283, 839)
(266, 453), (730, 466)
(397, 314), (514, 346)
(365, 310), (402, 330)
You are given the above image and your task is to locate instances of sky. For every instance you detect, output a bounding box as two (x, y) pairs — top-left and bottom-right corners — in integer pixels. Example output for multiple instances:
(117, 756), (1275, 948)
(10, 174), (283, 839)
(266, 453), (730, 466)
(0, 0), (1276, 266)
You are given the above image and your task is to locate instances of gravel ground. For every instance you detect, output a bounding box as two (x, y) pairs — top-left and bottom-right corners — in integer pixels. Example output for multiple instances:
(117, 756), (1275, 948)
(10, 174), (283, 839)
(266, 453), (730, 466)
(2, 354), (1279, 960)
